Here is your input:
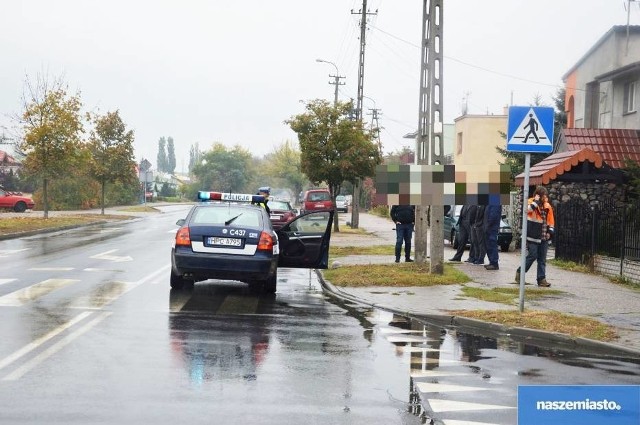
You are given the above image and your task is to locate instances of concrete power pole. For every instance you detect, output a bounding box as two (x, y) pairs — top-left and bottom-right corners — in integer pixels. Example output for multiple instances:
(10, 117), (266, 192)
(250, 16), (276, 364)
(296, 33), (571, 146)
(415, 0), (445, 273)
(350, 1), (377, 229)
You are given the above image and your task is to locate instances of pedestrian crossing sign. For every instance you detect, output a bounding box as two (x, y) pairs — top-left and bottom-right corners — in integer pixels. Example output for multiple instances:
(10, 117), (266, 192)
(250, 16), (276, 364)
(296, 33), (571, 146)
(506, 106), (554, 153)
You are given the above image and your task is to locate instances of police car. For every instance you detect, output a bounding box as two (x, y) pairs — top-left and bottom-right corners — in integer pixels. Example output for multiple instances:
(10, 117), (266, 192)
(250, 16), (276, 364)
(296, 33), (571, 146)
(171, 191), (334, 293)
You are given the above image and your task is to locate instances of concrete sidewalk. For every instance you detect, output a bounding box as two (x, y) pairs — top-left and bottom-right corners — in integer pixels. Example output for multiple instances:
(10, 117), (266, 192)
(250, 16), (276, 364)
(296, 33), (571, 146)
(327, 211), (640, 355)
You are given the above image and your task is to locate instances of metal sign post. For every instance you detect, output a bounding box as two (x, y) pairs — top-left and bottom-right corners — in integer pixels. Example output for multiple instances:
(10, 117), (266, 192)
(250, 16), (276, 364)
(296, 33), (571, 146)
(506, 106), (554, 313)
(518, 154), (531, 312)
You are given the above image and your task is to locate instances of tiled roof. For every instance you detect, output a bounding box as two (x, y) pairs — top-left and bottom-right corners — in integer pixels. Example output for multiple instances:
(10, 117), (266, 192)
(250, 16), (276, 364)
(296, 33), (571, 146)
(561, 128), (640, 169)
(514, 148), (603, 186)
(0, 150), (19, 165)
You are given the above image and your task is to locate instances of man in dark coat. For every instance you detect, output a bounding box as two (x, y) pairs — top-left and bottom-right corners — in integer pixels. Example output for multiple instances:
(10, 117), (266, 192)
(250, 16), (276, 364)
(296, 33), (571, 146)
(471, 205), (486, 265)
(484, 204), (502, 270)
(390, 204), (415, 263)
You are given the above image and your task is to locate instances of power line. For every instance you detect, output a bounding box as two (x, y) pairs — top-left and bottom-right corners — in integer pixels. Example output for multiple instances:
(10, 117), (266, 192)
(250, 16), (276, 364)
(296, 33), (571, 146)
(368, 23), (565, 91)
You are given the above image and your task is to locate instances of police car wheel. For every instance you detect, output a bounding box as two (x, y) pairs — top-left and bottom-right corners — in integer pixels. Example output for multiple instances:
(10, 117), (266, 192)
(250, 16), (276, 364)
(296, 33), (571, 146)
(264, 271), (277, 294)
(170, 269), (190, 290)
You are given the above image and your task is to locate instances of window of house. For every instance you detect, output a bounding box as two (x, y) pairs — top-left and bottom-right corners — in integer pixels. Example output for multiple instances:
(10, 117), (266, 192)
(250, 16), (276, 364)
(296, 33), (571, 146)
(456, 132), (463, 155)
(624, 81), (636, 114)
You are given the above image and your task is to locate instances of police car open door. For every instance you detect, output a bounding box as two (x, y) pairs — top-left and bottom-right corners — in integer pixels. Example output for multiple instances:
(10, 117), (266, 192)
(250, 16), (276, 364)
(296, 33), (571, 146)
(276, 210), (334, 269)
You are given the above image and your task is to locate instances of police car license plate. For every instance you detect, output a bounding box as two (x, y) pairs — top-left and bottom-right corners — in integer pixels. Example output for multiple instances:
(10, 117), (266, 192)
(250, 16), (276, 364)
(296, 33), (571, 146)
(207, 237), (241, 247)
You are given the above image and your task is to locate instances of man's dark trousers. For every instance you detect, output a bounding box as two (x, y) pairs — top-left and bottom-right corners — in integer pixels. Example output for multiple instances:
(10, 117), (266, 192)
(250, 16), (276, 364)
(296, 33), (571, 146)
(395, 223), (413, 261)
(450, 220), (471, 261)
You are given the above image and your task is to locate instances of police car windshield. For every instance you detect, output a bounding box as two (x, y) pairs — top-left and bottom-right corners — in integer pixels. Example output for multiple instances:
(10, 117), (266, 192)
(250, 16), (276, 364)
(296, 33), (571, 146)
(192, 207), (260, 227)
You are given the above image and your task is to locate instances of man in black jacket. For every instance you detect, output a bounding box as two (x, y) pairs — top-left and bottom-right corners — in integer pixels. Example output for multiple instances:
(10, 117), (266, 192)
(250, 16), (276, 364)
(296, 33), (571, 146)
(390, 205), (415, 263)
(449, 205), (476, 262)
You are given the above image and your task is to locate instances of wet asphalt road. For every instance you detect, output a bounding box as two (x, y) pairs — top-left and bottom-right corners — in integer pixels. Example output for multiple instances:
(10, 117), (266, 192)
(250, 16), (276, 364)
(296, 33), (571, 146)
(0, 205), (638, 425)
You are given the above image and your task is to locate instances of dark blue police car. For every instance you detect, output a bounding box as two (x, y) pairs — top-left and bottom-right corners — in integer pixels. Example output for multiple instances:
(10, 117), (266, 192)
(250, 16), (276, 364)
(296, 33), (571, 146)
(171, 191), (334, 293)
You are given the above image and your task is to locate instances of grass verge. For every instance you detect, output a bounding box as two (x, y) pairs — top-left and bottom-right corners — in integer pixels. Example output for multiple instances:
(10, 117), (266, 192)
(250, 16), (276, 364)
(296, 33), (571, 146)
(0, 214), (135, 235)
(330, 245), (395, 257)
(461, 286), (564, 305)
(321, 262), (470, 287)
(448, 309), (618, 342)
(548, 258), (592, 274)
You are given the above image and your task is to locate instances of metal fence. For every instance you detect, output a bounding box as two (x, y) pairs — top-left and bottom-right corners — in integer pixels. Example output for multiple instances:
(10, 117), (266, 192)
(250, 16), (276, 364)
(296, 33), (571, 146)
(555, 198), (640, 267)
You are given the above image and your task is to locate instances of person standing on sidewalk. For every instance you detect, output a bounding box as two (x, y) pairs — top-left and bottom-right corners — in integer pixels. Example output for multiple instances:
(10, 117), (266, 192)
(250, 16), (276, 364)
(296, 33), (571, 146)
(390, 204), (415, 263)
(515, 186), (555, 287)
(471, 205), (486, 265)
(449, 205), (473, 262)
(465, 204), (478, 263)
(484, 203), (502, 270)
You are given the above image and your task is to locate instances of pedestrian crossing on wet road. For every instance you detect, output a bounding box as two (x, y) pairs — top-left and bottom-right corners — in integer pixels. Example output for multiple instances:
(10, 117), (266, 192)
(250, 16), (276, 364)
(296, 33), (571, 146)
(379, 326), (516, 425)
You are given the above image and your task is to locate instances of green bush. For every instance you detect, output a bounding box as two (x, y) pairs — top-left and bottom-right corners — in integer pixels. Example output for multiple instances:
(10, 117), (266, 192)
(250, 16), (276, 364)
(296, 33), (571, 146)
(369, 204), (390, 218)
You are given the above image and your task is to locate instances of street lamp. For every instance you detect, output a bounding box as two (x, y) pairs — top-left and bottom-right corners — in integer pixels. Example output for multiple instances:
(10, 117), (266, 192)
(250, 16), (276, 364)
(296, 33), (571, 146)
(315, 58), (344, 106)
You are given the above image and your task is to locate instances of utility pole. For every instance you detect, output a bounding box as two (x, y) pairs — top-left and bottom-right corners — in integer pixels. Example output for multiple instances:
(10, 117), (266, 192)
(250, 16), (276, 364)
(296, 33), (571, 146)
(415, 0), (445, 273)
(367, 107), (382, 154)
(350, 1), (377, 229)
(315, 59), (345, 106)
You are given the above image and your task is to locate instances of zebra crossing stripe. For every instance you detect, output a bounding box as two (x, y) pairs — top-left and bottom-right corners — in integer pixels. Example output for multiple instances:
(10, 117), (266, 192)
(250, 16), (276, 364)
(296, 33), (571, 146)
(416, 382), (491, 393)
(379, 327), (424, 334)
(426, 399), (516, 412)
(385, 335), (429, 343)
(0, 279), (79, 306)
(411, 371), (470, 378)
(0, 279), (17, 286)
(442, 420), (502, 425)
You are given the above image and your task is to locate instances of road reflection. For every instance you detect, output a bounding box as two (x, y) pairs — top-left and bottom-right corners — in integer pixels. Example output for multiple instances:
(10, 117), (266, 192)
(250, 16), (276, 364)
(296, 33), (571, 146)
(168, 283), (274, 384)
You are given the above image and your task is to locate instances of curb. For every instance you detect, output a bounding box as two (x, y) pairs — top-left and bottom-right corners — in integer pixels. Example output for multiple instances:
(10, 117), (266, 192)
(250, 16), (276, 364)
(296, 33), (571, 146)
(0, 216), (142, 241)
(315, 270), (640, 359)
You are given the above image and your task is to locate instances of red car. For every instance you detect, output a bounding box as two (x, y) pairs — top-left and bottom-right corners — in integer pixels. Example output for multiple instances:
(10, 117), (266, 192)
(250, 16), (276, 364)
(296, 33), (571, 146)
(0, 188), (35, 212)
(268, 199), (298, 230)
(300, 189), (333, 215)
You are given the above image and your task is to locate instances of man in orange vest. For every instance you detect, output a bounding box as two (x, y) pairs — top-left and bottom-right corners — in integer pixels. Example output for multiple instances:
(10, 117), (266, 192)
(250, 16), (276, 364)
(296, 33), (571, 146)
(515, 186), (555, 287)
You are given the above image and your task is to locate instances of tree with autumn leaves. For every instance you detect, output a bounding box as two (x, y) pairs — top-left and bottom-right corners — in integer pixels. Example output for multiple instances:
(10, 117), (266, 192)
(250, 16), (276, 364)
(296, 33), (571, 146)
(87, 111), (138, 214)
(287, 99), (381, 231)
(18, 75), (138, 216)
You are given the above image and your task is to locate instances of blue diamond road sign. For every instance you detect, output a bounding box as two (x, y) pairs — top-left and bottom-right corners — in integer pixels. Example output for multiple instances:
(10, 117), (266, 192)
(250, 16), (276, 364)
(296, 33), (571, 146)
(507, 106), (554, 153)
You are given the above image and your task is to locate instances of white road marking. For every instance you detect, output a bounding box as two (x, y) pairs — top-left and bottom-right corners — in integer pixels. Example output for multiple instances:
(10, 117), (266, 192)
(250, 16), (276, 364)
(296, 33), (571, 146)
(385, 334), (430, 343)
(2, 312), (111, 381)
(426, 399), (516, 413)
(0, 312), (93, 372)
(0, 248), (30, 257)
(0, 279), (79, 306)
(443, 420), (503, 425)
(411, 371), (470, 378)
(416, 382), (491, 393)
(144, 265), (171, 284)
(0, 279), (16, 286)
(28, 267), (74, 271)
(90, 249), (132, 262)
(379, 327), (425, 334)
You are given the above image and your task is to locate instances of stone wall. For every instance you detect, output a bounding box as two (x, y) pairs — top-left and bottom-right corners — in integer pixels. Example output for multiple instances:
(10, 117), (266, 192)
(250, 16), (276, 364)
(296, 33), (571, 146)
(513, 181), (628, 240)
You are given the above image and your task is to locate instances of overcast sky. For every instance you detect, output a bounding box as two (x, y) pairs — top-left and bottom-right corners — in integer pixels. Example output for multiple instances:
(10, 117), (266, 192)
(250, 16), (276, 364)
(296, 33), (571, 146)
(1, 0), (636, 173)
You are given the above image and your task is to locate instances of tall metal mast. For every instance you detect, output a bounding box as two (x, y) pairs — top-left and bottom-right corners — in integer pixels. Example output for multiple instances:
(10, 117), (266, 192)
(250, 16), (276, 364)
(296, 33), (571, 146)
(415, 0), (445, 273)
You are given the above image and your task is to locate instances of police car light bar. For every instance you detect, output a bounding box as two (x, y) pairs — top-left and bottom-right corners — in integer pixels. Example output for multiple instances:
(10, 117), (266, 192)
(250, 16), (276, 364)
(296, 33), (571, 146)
(198, 191), (265, 203)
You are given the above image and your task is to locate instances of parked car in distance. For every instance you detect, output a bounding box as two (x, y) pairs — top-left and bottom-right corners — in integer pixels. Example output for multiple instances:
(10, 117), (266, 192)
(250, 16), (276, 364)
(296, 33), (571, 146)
(444, 205), (513, 252)
(268, 199), (298, 230)
(0, 187), (35, 212)
(300, 188), (333, 215)
(335, 195), (348, 213)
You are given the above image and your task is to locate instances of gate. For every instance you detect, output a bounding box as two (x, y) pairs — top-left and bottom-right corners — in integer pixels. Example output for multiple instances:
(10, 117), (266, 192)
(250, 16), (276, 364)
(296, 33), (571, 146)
(554, 198), (593, 263)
